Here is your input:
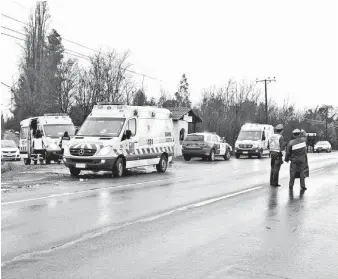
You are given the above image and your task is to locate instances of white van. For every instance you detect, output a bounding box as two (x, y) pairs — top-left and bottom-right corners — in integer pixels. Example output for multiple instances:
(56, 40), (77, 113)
(63, 103), (175, 177)
(234, 123), (274, 159)
(20, 114), (76, 165)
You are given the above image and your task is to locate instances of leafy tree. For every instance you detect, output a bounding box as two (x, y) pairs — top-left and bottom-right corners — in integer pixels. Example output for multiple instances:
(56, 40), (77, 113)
(132, 89), (147, 106)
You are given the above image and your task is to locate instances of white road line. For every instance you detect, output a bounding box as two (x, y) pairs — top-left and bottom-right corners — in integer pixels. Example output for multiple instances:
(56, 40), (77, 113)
(1, 170), (230, 206)
(1, 166), (329, 206)
(309, 168), (324, 174)
(139, 186), (262, 223)
(1, 185), (263, 267)
(1, 178), (176, 206)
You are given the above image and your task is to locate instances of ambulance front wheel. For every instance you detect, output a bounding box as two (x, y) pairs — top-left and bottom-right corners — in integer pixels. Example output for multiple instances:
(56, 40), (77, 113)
(156, 155), (168, 173)
(113, 157), (125, 178)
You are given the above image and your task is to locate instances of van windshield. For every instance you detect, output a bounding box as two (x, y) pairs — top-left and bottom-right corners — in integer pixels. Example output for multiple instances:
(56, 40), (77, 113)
(185, 135), (204, 141)
(44, 124), (76, 138)
(237, 131), (261, 141)
(77, 117), (125, 137)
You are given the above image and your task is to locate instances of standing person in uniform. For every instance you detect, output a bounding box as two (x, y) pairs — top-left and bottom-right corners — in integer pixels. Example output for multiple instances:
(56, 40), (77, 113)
(268, 124), (286, 187)
(300, 129), (309, 178)
(59, 131), (71, 155)
(285, 129), (308, 190)
(33, 130), (46, 163)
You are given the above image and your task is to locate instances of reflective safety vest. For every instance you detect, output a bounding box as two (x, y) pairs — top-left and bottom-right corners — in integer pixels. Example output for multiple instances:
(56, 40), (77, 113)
(269, 134), (282, 152)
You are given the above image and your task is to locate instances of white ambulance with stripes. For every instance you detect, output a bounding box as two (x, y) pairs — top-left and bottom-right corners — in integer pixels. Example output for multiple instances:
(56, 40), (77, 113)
(63, 103), (175, 177)
(19, 114), (76, 165)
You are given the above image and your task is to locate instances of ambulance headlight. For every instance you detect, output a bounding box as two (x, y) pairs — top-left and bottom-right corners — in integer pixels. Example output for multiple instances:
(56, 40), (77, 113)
(97, 146), (112, 156)
(235, 142), (239, 148)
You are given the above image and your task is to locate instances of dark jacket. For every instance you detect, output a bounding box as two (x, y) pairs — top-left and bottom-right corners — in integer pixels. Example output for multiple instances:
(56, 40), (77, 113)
(285, 137), (308, 176)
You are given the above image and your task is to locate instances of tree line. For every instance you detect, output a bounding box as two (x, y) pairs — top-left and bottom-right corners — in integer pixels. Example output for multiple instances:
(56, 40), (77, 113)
(2, 2), (338, 149)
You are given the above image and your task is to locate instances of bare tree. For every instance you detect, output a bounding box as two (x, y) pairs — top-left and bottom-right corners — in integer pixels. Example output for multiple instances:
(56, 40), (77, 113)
(57, 58), (79, 113)
(89, 49), (132, 103)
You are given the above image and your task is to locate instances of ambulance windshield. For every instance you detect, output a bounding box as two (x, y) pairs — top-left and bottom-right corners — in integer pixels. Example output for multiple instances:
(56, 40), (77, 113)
(237, 130), (261, 141)
(44, 124), (76, 138)
(77, 117), (125, 137)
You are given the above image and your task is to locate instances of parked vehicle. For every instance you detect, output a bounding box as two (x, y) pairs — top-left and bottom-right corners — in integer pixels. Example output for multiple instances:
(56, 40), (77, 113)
(182, 132), (232, 161)
(19, 114), (76, 165)
(63, 103), (175, 177)
(1, 140), (21, 161)
(314, 141), (332, 153)
(234, 123), (274, 159)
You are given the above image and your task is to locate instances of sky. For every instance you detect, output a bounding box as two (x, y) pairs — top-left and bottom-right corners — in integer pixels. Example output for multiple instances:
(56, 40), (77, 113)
(1, 0), (338, 119)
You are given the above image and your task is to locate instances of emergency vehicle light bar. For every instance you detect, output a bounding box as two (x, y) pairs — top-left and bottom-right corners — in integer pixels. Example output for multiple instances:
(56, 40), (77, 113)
(97, 102), (124, 106)
(44, 113), (68, 116)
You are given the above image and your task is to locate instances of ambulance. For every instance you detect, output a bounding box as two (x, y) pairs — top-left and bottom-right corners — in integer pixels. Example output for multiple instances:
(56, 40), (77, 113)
(63, 103), (175, 177)
(234, 123), (274, 159)
(19, 114), (76, 165)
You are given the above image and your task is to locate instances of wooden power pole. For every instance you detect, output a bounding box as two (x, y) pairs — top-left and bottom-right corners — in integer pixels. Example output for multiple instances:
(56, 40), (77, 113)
(256, 77), (276, 124)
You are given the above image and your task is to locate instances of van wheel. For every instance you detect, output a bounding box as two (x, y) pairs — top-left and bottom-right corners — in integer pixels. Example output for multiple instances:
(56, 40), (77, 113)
(224, 149), (231, 161)
(113, 157), (125, 178)
(45, 153), (51, 164)
(69, 167), (81, 177)
(235, 154), (240, 159)
(24, 158), (31, 165)
(258, 149), (263, 159)
(183, 155), (191, 161)
(209, 149), (215, 161)
(156, 155), (168, 173)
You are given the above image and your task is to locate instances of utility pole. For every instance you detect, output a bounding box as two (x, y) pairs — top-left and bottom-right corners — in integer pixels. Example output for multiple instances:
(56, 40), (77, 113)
(256, 77), (276, 124)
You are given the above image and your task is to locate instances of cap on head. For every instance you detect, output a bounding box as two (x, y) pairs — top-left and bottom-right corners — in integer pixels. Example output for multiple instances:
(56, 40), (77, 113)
(292, 129), (301, 134)
(275, 124), (283, 131)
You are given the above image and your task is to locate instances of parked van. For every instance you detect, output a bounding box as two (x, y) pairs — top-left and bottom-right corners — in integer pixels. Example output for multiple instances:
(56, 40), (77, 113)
(234, 123), (274, 158)
(63, 103), (175, 177)
(20, 114), (76, 165)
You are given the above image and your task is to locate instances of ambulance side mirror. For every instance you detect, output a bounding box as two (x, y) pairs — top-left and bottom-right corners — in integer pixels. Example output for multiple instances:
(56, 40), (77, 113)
(262, 134), (266, 141)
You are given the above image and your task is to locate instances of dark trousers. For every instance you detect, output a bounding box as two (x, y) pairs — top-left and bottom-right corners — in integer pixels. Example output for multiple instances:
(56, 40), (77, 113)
(270, 153), (283, 185)
(289, 162), (306, 188)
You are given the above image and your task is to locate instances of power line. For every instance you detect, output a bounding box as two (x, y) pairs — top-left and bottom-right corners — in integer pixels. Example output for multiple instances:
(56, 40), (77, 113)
(1, 13), (26, 25)
(2, 12), (98, 53)
(1, 82), (12, 88)
(1, 26), (26, 36)
(63, 38), (99, 53)
(64, 48), (91, 59)
(64, 51), (90, 61)
(11, 0), (30, 10)
(1, 32), (25, 41)
(1, 13), (162, 81)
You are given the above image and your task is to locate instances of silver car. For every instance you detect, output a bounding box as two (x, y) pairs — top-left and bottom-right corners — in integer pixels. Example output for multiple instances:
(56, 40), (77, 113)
(1, 140), (21, 161)
(314, 141), (332, 153)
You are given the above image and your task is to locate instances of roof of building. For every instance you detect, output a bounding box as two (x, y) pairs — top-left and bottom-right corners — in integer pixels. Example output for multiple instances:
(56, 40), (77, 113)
(166, 107), (203, 122)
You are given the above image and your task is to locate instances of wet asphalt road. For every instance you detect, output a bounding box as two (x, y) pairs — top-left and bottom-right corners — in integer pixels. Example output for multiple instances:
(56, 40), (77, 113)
(2, 153), (338, 278)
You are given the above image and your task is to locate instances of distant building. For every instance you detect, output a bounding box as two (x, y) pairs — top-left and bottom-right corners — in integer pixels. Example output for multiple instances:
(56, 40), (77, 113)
(167, 107), (203, 156)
